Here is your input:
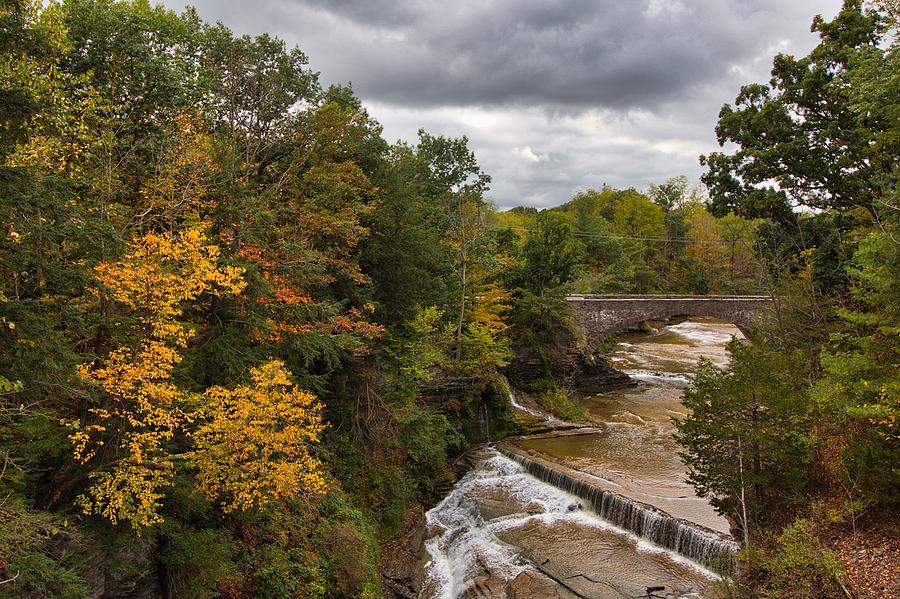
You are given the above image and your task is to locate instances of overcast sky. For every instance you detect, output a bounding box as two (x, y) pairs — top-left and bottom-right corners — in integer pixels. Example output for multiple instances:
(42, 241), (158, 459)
(162, 0), (843, 209)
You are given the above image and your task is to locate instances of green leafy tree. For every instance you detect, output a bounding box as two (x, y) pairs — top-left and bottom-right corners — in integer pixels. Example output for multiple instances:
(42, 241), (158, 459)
(507, 211), (582, 378)
(385, 306), (447, 403)
(198, 22), (319, 182)
(816, 228), (900, 509)
(716, 212), (763, 290)
(565, 188), (608, 232)
(516, 211), (582, 296)
(414, 131), (491, 350)
(674, 337), (816, 543)
(701, 1), (892, 220)
(610, 191), (665, 291)
(648, 175), (688, 213)
(361, 142), (455, 325)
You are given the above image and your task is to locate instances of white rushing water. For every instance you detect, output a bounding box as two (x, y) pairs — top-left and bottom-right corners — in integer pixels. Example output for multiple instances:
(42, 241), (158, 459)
(424, 319), (742, 598)
(667, 321), (739, 347)
(423, 450), (718, 598)
(505, 384), (545, 419)
(503, 376), (571, 428)
(609, 319), (740, 386)
(423, 453), (532, 599)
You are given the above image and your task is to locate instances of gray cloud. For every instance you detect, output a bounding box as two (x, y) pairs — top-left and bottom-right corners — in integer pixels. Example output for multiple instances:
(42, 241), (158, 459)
(163, 0), (843, 207)
(171, 0), (837, 111)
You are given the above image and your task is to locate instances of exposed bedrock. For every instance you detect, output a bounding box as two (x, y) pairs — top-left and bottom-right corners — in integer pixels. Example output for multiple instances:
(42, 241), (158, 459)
(506, 332), (633, 394)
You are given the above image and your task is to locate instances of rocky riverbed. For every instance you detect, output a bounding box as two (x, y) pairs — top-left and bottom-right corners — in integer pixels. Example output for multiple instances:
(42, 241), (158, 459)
(385, 318), (744, 598)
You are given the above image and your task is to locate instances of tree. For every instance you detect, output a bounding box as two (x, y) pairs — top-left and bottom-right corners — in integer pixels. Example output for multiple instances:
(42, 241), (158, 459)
(414, 131), (491, 352)
(516, 211), (582, 296)
(565, 188), (607, 232)
(361, 142), (454, 325)
(207, 97), (384, 389)
(674, 336), (815, 541)
(1, 0), (71, 157)
(648, 175), (688, 213)
(54, 0), (203, 210)
(701, 1), (892, 219)
(611, 190), (666, 239)
(507, 211), (582, 378)
(193, 360), (326, 513)
(816, 228), (900, 508)
(716, 212), (763, 290)
(72, 228), (327, 529)
(845, 10), (900, 221)
(72, 227), (246, 528)
(685, 206), (727, 292)
(3, 2), (103, 178)
(197, 23), (319, 182)
(611, 191), (665, 291)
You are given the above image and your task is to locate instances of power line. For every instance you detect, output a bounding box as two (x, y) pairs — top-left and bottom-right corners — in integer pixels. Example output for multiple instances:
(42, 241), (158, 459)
(485, 224), (747, 245)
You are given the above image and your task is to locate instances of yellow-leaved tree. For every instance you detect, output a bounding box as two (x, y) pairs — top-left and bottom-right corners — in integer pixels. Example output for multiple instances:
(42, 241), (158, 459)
(193, 360), (326, 512)
(72, 227), (327, 530)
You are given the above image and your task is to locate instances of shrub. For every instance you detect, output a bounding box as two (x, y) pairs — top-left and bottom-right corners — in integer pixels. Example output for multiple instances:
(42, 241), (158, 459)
(761, 519), (844, 599)
(160, 524), (240, 599)
(538, 387), (586, 421)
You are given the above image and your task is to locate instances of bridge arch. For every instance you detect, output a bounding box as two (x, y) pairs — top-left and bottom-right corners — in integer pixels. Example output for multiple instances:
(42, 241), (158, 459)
(567, 294), (773, 349)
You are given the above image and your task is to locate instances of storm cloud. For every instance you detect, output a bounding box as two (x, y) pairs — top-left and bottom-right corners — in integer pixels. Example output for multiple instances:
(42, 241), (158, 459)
(162, 0), (843, 208)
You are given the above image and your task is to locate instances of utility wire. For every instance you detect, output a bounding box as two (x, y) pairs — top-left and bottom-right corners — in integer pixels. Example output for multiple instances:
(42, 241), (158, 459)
(485, 224), (749, 245)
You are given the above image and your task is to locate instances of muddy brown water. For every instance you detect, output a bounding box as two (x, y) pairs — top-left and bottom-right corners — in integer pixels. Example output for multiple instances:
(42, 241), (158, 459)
(422, 318), (742, 598)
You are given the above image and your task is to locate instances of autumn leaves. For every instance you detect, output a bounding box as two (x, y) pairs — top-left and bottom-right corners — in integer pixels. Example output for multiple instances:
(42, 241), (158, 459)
(70, 228), (326, 529)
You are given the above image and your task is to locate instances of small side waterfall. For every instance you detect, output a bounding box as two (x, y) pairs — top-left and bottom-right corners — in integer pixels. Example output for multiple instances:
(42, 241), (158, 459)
(502, 376), (549, 419)
(500, 448), (738, 573)
(478, 401), (491, 443)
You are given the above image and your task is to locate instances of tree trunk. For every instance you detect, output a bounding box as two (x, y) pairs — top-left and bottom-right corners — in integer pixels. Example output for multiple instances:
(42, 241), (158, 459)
(737, 435), (750, 546)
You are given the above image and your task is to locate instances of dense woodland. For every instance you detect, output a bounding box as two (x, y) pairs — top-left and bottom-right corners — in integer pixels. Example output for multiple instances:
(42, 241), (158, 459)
(0, 0), (897, 597)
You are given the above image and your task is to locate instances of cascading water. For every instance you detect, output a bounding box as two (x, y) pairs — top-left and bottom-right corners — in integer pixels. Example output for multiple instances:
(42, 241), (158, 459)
(499, 449), (738, 572)
(422, 449), (714, 599)
(502, 375), (549, 420)
(478, 401), (491, 443)
(424, 319), (744, 598)
(422, 452), (532, 599)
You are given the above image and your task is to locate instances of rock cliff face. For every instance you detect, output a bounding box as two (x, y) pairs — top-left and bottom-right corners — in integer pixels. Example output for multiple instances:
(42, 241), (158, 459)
(570, 352), (632, 394)
(83, 535), (163, 599)
(505, 341), (632, 395)
(380, 503), (428, 599)
(418, 372), (480, 403)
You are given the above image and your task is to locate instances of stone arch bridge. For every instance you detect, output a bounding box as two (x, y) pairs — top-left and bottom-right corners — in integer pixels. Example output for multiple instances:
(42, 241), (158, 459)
(567, 294), (773, 349)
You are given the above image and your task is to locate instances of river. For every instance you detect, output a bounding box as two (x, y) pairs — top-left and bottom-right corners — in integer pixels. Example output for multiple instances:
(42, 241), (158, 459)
(421, 318), (743, 598)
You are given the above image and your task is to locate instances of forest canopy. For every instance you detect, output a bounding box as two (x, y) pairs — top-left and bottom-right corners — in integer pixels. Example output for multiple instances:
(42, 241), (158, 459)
(0, 0), (897, 597)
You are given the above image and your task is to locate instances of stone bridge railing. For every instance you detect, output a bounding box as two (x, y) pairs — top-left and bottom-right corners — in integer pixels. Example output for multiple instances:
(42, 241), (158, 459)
(567, 294), (773, 349)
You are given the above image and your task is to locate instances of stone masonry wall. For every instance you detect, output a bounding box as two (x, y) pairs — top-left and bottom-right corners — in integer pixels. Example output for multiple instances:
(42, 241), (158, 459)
(567, 294), (773, 349)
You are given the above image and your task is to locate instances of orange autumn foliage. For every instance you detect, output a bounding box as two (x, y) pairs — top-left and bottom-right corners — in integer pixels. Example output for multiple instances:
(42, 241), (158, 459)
(90, 226), (246, 339)
(73, 227), (327, 530)
(236, 241), (383, 346)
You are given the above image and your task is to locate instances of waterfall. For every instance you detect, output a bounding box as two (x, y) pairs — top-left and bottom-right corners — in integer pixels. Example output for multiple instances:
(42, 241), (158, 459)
(479, 401), (491, 443)
(501, 375), (548, 419)
(423, 453), (534, 598)
(499, 449), (738, 573)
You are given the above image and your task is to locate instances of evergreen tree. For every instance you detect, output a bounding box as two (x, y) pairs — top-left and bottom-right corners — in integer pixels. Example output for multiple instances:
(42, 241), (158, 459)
(674, 337), (815, 541)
